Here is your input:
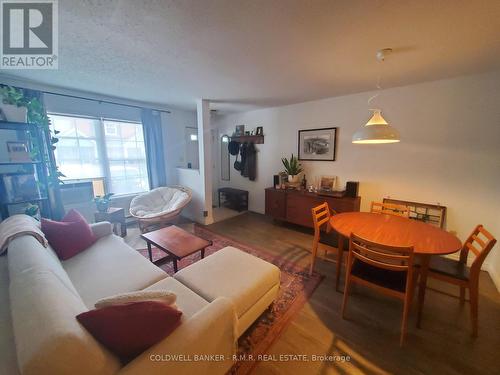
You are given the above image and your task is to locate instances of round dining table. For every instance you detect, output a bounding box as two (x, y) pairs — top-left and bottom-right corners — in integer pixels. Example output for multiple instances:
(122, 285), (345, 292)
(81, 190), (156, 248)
(330, 211), (462, 327)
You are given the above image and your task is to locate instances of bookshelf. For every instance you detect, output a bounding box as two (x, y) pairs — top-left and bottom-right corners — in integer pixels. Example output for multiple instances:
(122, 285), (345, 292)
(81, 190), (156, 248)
(0, 121), (52, 219)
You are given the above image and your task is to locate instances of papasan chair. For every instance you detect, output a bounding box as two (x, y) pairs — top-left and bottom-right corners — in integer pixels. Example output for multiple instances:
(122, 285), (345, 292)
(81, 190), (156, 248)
(130, 186), (192, 233)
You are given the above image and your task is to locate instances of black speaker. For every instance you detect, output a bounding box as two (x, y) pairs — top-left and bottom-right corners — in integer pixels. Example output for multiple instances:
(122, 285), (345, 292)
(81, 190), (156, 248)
(273, 175), (280, 187)
(346, 181), (359, 198)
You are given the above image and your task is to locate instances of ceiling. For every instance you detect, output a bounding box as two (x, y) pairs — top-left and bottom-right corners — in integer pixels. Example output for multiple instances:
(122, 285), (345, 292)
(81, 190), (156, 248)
(3, 0), (500, 111)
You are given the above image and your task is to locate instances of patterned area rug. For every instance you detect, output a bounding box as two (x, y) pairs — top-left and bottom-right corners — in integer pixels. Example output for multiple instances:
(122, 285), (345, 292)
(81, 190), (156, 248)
(137, 224), (323, 375)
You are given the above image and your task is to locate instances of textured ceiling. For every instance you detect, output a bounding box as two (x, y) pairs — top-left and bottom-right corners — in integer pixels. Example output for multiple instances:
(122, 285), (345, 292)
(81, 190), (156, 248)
(3, 0), (500, 111)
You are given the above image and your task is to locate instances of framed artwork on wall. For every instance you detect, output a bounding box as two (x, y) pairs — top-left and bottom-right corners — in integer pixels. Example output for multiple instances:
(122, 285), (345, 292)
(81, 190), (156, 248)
(234, 125), (245, 136)
(298, 127), (337, 161)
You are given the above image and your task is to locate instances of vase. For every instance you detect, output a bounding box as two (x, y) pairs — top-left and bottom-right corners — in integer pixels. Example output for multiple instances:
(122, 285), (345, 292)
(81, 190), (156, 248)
(0, 104), (27, 122)
(288, 175), (300, 183)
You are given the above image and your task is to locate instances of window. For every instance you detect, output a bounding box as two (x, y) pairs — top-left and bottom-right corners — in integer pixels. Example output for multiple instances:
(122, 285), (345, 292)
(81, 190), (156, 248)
(49, 115), (103, 180)
(103, 120), (149, 195)
(49, 114), (149, 195)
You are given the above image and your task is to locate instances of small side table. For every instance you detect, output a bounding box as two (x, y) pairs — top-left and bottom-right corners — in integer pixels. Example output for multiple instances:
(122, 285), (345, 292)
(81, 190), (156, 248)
(94, 207), (127, 237)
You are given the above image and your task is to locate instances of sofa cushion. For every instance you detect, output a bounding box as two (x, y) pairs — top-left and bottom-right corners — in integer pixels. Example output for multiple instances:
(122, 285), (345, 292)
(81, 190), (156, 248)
(174, 246), (280, 318)
(77, 301), (182, 361)
(41, 209), (97, 260)
(0, 256), (20, 375)
(8, 235), (79, 298)
(63, 234), (167, 308)
(95, 290), (177, 309)
(144, 277), (209, 320)
(10, 269), (120, 375)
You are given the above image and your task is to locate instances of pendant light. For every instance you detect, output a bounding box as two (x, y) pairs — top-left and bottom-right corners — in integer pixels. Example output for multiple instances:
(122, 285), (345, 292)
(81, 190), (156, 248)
(352, 109), (400, 144)
(352, 48), (400, 144)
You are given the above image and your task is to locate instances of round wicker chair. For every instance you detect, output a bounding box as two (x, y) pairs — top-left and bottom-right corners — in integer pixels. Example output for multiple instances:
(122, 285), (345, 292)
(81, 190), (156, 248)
(129, 186), (192, 233)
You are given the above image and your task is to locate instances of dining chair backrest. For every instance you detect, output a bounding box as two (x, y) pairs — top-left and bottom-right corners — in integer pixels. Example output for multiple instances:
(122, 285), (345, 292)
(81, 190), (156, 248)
(350, 232), (414, 273)
(311, 202), (334, 237)
(370, 201), (410, 218)
(460, 225), (497, 275)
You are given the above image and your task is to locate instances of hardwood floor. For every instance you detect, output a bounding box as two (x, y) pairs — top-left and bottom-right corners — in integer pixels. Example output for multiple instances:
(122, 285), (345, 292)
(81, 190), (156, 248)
(207, 212), (500, 375)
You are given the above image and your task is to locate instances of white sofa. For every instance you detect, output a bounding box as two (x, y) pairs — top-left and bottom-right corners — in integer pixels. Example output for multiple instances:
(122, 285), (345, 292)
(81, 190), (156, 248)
(1, 221), (280, 375)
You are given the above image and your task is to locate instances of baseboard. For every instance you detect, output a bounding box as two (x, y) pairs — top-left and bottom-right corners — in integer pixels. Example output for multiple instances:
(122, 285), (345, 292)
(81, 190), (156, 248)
(485, 263), (500, 293)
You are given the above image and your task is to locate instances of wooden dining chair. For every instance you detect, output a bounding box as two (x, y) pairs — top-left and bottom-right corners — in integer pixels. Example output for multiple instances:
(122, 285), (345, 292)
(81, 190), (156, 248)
(341, 233), (416, 346)
(371, 201), (410, 218)
(310, 202), (347, 276)
(424, 224), (497, 337)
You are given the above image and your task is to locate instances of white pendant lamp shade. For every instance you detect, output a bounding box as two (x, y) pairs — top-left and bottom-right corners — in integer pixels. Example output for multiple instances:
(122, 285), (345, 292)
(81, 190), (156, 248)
(352, 109), (400, 144)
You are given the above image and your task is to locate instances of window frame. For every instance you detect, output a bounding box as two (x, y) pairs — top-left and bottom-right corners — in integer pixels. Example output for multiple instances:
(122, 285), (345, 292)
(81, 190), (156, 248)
(48, 112), (150, 196)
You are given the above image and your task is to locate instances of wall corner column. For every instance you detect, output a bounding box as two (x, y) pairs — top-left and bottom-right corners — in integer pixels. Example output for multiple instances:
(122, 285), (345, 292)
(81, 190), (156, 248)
(197, 99), (214, 225)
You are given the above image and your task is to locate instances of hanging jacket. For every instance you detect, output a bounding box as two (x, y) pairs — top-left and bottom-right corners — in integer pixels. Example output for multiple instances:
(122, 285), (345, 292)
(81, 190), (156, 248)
(240, 142), (248, 176)
(243, 142), (257, 181)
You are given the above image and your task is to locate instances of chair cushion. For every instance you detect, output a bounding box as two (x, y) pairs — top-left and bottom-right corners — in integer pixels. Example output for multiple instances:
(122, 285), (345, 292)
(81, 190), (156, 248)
(174, 246), (280, 318)
(130, 187), (190, 219)
(62, 234), (167, 308)
(427, 256), (470, 281)
(351, 260), (408, 293)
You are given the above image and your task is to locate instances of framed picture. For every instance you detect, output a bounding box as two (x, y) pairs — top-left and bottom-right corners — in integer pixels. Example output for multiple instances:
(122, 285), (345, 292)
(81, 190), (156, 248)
(235, 125), (245, 136)
(255, 126), (263, 136)
(7, 141), (30, 162)
(298, 127), (337, 161)
(319, 175), (337, 192)
(1, 173), (41, 203)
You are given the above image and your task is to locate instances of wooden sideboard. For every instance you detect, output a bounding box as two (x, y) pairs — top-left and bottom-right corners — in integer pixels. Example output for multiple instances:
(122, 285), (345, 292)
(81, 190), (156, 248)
(265, 187), (361, 228)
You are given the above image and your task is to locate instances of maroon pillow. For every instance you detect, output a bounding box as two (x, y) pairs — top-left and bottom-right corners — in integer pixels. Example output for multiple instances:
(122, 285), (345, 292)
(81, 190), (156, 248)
(77, 301), (182, 361)
(41, 209), (97, 260)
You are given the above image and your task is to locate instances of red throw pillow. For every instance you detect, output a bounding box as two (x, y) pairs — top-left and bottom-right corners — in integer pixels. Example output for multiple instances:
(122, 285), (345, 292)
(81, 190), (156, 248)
(41, 209), (97, 260)
(77, 301), (182, 361)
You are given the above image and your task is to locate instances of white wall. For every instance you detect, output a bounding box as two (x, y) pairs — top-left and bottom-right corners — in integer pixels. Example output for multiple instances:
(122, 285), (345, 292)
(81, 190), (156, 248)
(176, 167), (204, 222)
(161, 110), (197, 185)
(160, 108), (208, 223)
(214, 71), (500, 289)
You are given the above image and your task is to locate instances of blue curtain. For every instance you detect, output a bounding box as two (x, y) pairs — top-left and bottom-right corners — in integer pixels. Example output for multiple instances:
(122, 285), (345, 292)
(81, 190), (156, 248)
(141, 109), (167, 189)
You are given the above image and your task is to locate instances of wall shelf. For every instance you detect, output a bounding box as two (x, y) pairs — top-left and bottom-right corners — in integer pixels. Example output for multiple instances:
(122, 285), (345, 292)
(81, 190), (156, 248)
(230, 135), (264, 144)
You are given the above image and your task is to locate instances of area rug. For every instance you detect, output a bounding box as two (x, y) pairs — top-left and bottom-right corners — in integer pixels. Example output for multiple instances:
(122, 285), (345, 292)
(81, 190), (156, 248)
(137, 224), (323, 375)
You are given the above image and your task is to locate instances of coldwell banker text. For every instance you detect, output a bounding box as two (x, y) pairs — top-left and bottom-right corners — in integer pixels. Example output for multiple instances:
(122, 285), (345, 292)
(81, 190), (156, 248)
(0, 0), (58, 69)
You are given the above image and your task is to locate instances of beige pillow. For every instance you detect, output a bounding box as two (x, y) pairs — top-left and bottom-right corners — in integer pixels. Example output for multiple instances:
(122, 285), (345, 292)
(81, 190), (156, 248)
(95, 290), (177, 309)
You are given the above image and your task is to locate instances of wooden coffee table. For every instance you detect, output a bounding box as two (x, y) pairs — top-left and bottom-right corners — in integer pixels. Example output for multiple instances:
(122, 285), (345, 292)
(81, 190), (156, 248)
(140, 225), (212, 272)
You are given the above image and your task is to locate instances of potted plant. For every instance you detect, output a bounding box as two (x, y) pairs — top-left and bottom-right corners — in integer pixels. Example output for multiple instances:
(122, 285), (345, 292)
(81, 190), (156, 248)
(0, 86), (28, 122)
(281, 154), (303, 183)
(24, 203), (40, 220)
(94, 193), (114, 213)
